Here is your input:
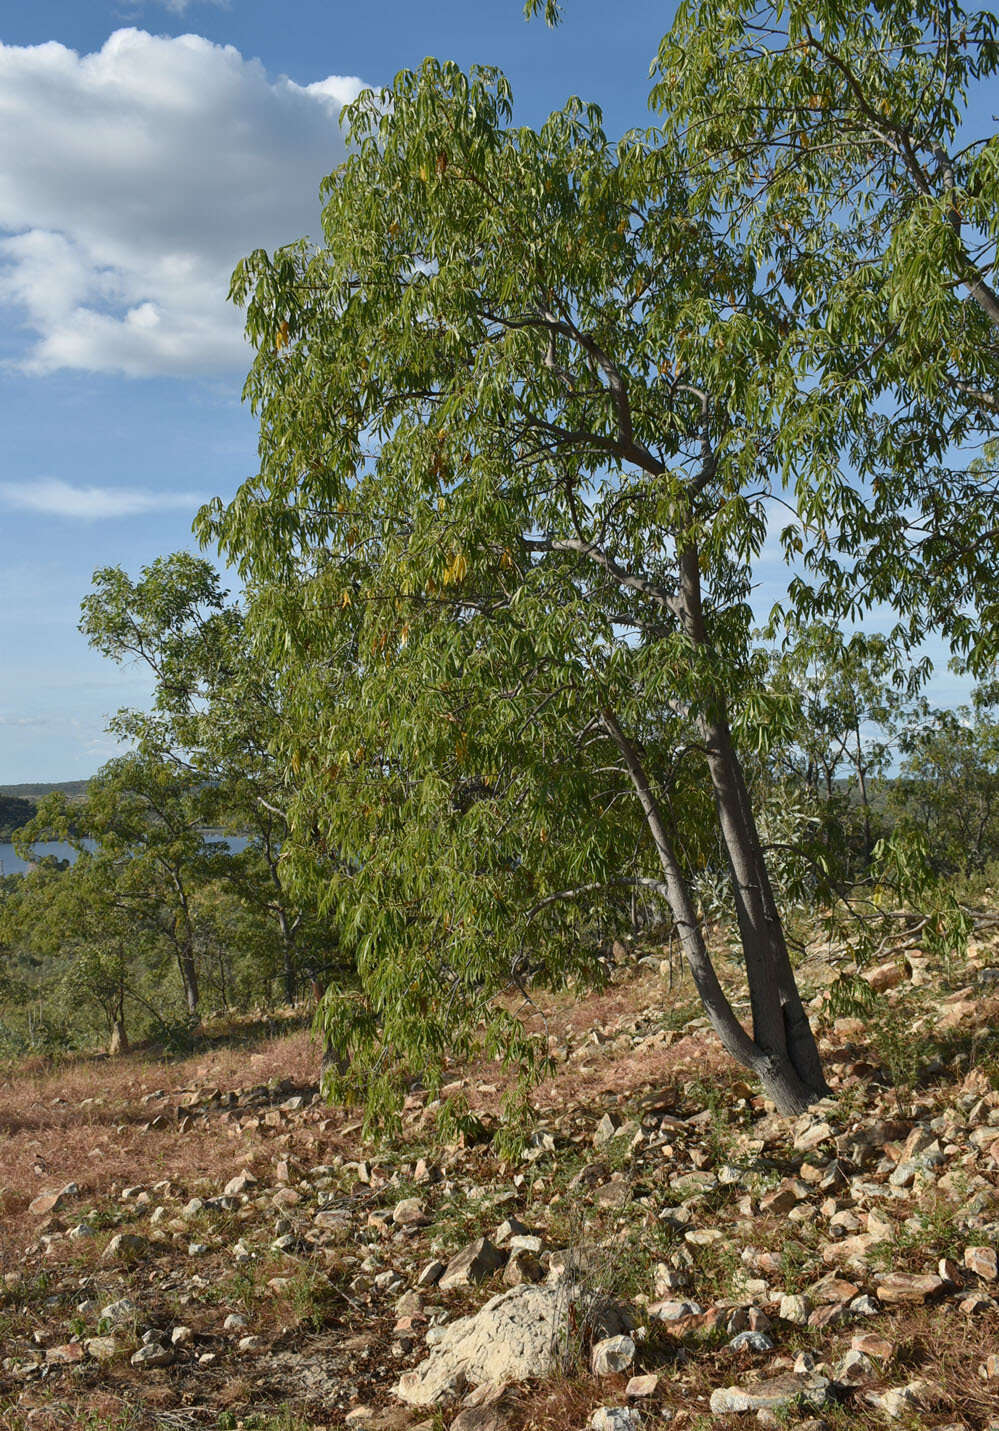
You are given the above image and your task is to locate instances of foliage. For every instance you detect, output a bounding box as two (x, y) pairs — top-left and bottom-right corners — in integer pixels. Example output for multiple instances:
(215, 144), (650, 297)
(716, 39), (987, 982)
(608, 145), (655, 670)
(890, 690), (999, 876)
(657, 0), (999, 666)
(195, 57), (841, 1116)
(0, 795), (36, 841)
(81, 554), (340, 1005)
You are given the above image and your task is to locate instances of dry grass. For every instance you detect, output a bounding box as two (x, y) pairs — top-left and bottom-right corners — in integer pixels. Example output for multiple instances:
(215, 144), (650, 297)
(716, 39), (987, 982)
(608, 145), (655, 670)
(0, 1024), (325, 1254)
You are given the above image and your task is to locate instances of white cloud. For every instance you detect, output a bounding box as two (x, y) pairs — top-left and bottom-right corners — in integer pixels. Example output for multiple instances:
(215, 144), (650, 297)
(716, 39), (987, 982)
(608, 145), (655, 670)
(0, 29), (366, 377)
(0, 478), (206, 519)
(151, 0), (231, 13)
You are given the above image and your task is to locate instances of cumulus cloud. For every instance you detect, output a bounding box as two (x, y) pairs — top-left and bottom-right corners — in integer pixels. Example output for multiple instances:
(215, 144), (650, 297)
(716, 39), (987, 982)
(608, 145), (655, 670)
(0, 29), (366, 377)
(0, 478), (207, 519)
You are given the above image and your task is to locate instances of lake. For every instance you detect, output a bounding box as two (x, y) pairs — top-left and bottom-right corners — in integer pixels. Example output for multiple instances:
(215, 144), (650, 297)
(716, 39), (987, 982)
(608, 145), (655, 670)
(0, 835), (249, 877)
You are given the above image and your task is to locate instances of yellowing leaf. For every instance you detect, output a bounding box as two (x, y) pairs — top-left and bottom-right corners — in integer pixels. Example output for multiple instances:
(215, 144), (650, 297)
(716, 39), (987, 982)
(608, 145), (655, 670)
(275, 320), (290, 351)
(443, 551), (469, 586)
(340, 589), (352, 608)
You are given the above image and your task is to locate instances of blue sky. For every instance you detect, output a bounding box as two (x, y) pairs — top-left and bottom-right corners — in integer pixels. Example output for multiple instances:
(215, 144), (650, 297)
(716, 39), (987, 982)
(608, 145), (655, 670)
(0, 0), (978, 782)
(0, 0), (675, 783)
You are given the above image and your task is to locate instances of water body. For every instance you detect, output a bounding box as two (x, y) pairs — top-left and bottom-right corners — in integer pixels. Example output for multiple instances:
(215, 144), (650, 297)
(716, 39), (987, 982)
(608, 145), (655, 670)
(0, 835), (249, 877)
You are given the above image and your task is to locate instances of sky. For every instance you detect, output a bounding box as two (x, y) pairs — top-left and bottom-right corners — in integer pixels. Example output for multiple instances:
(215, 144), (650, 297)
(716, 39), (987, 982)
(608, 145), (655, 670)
(0, 0), (978, 783)
(0, 0), (681, 783)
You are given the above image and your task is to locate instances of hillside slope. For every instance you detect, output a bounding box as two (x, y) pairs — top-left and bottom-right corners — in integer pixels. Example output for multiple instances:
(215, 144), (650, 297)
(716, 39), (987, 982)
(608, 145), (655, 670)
(2, 936), (998, 1429)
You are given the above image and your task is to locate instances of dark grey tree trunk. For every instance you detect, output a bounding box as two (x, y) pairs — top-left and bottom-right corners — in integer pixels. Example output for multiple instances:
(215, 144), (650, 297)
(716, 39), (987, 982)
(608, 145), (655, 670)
(179, 950), (199, 1016)
(602, 709), (825, 1113)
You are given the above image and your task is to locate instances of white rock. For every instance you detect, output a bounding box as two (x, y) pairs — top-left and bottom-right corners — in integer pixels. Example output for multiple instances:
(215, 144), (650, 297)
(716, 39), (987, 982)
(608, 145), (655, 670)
(591, 1410), (643, 1431)
(591, 1334), (635, 1375)
(396, 1282), (631, 1406)
(99, 1298), (137, 1327)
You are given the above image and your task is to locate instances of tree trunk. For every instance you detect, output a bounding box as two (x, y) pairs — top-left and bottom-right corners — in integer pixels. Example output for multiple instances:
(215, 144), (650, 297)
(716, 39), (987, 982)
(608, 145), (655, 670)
(699, 712), (829, 1099)
(672, 541), (828, 1106)
(178, 950), (199, 1016)
(602, 709), (826, 1114)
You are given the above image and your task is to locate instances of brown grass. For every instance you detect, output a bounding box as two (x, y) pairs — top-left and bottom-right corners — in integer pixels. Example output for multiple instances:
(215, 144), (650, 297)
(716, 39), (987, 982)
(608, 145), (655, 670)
(0, 1024), (329, 1256)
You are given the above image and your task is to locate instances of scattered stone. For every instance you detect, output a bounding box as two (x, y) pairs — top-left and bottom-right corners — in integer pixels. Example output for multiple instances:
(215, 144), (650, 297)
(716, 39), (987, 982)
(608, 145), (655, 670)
(835, 1348), (875, 1384)
(760, 1184), (802, 1216)
(625, 1374), (659, 1398)
(727, 1330), (774, 1353)
(396, 1283), (631, 1405)
(84, 1336), (117, 1361)
(794, 1122), (835, 1154)
(503, 1249), (543, 1286)
(778, 1295), (811, 1325)
(709, 1374), (831, 1416)
(851, 1332), (893, 1360)
(438, 1238), (507, 1291)
(45, 1343), (84, 1364)
(863, 960), (907, 992)
(493, 1216), (531, 1246)
(393, 1197), (429, 1227)
(652, 1300), (703, 1322)
(417, 1260), (446, 1288)
(591, 1410), (642, 1431)
(875, 1272), (947, 1305)
(102, 1232), (152, 1262)
(867, 1384), (921, 1418)
(28, 1185), (77, 1217)
(965, 1245), (998, 1280)
(593, 1113), (624, 1147)
(99, 1298), (137, 1327)
(591, 1335), (635, 1375)
(131, 1343), (175, 1368)
(224, 1169), (258, 1197)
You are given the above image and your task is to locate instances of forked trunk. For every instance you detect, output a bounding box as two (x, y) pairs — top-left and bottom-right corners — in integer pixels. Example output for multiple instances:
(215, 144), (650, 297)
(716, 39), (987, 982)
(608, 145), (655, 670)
(603, 704), (829, 1117)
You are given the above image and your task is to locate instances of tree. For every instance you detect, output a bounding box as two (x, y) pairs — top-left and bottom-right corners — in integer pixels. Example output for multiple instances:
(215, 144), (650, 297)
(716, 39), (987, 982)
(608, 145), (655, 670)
(81, 555), (334, 1006)
(16, 759), (222, 1018)
(890, 690), (999, 877)
(0, 853), (147, 1054)
(768, 622), (927, 863)
(655, 0), (999, 666)
(199, 61), (838, 1115)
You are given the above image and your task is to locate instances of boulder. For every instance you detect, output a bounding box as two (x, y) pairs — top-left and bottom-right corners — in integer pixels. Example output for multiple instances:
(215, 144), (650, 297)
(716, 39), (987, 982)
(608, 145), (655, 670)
(396, 1282), (632, 1406)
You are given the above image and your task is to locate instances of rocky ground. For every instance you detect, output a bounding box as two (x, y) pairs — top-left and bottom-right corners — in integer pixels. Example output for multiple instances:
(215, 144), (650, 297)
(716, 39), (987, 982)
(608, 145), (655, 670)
(3, 934), (999, 1430)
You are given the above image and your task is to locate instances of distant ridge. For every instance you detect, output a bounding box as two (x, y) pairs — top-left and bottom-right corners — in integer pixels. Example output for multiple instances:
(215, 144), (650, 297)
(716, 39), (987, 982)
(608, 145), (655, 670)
(0, 780), (91, 802)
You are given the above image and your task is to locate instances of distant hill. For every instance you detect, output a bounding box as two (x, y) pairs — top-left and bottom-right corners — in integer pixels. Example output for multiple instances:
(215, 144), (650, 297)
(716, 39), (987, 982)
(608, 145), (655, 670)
(0, 781), (91, 839)
(0, 780), (91, 802)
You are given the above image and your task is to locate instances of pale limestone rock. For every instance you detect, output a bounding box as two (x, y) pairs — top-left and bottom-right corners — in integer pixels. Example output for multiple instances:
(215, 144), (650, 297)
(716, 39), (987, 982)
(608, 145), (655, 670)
(396, 1283), (631, 1406)
(591, 1334), (635, 1375)
(709, 1374), (830, 1416)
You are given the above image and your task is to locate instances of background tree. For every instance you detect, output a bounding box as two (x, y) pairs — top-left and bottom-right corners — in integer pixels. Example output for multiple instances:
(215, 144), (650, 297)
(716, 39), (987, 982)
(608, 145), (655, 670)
(0, 853), (153, 1054)
(768, 622), (927, 863)
(889, 689), (999, 877)
(81, 555), (335, 1006)
(16, 759), (221, 1018)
